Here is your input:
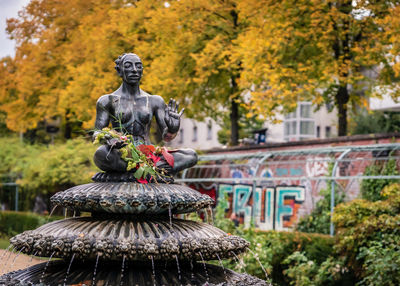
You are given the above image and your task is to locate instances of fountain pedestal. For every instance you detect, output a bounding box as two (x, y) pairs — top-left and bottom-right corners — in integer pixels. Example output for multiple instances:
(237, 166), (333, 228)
(1, 182), (268, 285)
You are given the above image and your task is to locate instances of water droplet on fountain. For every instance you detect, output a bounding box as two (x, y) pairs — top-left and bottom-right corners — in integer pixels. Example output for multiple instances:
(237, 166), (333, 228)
(175, 255), (182, 286)
(247, 247), (270, 281)
(47, 205), (58, 223)
(208, 206), (214, 225)
(63, 253), (75, 286)
(168, 203), (173, 228)
(92, 253), (100, 286)
(0, 245), (12, 261)
(231, 251), (247, 274)
(151, 255), (156, 286)
(1, 246), (15, 275)
(29, 251), (38, 265)
(120, 254), (126, 286)
(190, 259), (195, 281)
(40, 251), (55, 283)
(8, 247), (24, 274)
(215, 253), (228, 281)
(198, 252), (209, 283)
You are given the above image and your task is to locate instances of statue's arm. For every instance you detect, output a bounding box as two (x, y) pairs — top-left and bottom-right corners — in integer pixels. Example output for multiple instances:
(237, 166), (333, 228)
(93, 95), (111, 140)
(153, 95), (179, 142)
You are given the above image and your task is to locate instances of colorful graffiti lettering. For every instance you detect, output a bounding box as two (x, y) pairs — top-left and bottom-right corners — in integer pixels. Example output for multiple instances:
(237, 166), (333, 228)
(275, 186), (305, 231)
(192, 183), (305, 231)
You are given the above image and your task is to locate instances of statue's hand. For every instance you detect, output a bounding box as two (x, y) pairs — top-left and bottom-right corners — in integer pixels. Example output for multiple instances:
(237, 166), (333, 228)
(105, 135), (127, 149)
(164, 99), (184, 133)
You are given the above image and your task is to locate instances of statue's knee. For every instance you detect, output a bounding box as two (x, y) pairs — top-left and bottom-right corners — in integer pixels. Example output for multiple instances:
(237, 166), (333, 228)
(183, 148), (198, 166)
(191, 150), (198, 164)
(94, 145), (109, 170)
(94, 145), (108, 161)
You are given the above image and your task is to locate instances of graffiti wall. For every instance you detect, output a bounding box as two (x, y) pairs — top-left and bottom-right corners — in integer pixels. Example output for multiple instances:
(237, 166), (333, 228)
(189, 183), (305, 231)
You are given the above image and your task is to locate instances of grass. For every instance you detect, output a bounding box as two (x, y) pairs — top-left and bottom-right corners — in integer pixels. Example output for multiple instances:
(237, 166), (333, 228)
(0, 238), (10, 249)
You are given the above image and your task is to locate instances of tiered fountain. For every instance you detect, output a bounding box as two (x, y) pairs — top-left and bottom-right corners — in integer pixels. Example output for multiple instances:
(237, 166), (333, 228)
(0, 53), (267, 285)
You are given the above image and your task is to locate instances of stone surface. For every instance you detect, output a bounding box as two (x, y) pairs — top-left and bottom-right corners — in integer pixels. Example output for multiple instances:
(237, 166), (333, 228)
(0, 260), (268, 285)
(50, 182), (214, 214)
(11, 217), (249, 261)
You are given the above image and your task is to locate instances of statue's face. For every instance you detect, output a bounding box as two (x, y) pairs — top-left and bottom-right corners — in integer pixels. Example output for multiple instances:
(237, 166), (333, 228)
(120, 54), (143, 85)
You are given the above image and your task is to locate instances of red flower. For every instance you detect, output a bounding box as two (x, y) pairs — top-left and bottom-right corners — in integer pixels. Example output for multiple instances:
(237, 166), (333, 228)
(162, 147), (174, 167)
(120, 136), (128, 141)
(148, 153), (161, 164)
(137, 178), (148, 184)
(137, 145), (156, 156)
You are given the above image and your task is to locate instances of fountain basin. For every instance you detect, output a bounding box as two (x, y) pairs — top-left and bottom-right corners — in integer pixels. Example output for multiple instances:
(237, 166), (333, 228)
(10, 217), (248, 261)
(0, 260), (268, 285)
(51, 183), (214, 214)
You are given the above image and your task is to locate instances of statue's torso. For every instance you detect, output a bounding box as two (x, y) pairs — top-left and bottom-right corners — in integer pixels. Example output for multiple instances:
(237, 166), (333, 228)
(109, 93), (153, 144)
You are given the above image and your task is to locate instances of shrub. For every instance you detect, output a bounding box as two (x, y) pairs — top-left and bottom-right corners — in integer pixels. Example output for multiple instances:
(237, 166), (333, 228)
(283, 251), (353, 286)
(361, 158), (399, 201)
(0, 211), (61, 237)
(0, 137), (44, 176)
(17, 138), (98, 197)
(349, 110), (400, 135)
(213, 191), (338, 285)
(296, 186), (344, 234)
(219, 227), (335, 285)
(357, 235), (400, 286)
(0, 137), (98, 209)
(333, 183), (400, 284)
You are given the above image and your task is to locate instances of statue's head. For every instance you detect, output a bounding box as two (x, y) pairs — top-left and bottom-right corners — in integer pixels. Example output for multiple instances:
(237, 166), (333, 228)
(115, 53), (143, 85)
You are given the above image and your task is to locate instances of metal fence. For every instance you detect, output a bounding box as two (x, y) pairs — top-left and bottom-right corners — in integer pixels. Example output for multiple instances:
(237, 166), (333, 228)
(176, 143), (400, 235)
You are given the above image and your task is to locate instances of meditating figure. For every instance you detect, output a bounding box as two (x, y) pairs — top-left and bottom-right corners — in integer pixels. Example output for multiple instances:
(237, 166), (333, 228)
(93, 53), (197, 176)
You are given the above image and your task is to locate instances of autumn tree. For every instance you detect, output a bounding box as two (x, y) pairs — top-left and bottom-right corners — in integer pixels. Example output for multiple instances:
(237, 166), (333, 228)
(0, 0), (142, 138)
(236, 0), (400, 136)
(135, 0), (255, 145)
(3, 0), (400, 142)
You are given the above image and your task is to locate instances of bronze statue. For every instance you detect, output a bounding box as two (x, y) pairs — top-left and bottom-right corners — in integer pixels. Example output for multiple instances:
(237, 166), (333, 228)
(93, 53), (197, 177)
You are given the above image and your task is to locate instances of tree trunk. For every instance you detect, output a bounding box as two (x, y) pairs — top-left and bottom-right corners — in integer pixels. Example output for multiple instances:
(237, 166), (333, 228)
(336, 85), (349, 136)
(64, 110), (72, 139)
(230, 98), (239, 145)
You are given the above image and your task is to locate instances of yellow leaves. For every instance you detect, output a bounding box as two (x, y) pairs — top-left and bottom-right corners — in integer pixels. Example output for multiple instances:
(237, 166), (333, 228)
(1, 0), (400, 135)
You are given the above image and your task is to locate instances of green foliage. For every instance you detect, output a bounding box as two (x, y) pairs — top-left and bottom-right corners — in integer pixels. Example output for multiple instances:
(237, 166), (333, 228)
(357, 235), (400, 286)
(349, 110), (400, 135)
(0, 238), (10, 249)
(0, 137), (97, 207)
(283, 252), (351, 286)
(296, 186), (345, 234)
(213, 191), (338, 285)
(333, 183), (400, 284)
(213, 193), (236, 234)
(0, 137), (44, 176)
(228, 230), (336, 285)
(361, 158), (399, 201)
(0, 211), (61, 237)
(17, 138), (97, 197)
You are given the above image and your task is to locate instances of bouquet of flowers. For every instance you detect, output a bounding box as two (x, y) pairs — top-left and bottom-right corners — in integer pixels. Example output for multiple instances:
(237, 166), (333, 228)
(93, 128), (174, 183)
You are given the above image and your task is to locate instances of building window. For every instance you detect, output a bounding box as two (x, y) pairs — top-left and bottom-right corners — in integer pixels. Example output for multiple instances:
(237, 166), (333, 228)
(300, 104), (312, 118)
(192, 126), (198, 142)
(325, 126), (331, 138)
(179, 129), (184, 144)
(300, 121), (314, 135)
(284, 102), (315, 141)
(316, 126), (320, 138)
(207, 122), (212, 140)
